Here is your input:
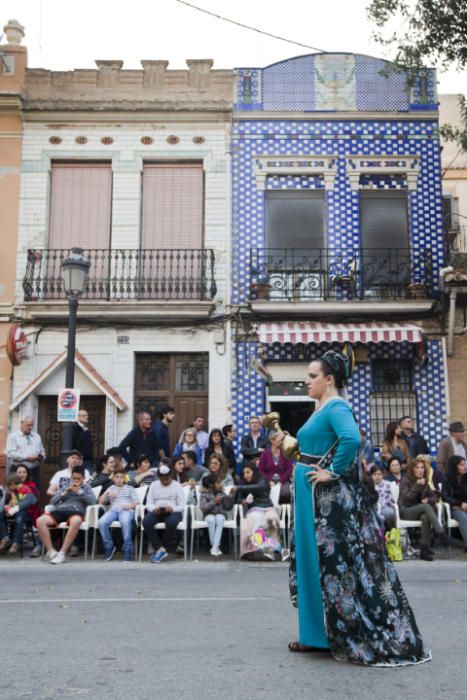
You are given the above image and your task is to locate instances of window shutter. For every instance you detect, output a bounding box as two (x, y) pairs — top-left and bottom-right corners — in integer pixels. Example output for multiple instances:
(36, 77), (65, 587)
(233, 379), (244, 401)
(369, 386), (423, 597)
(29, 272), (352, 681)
(360, 192), (409, 250)
(142, 163), (203, 249)
(48, 163), (112, 249)
(266, 190), (325, 250)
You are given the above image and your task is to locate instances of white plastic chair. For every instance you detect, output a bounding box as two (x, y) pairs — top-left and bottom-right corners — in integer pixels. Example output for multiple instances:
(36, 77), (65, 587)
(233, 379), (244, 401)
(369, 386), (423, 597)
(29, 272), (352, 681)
(393, 483), (423, 536)
(137, 488), (190, 562)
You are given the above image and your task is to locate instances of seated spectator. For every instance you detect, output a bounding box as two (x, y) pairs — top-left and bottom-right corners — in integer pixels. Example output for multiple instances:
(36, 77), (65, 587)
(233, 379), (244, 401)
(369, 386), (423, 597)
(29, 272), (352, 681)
(384, 456), (404, 485)
(206, 453), (233, 489)
(143, 465), (185, 563)
(258, 431), (293, 504)
(436, 422), (467, 474)
(98, 468), (139, 561)
(399, 458), (450, 561)
(15, 464), (41, 526)
(381, 421), (409, 467)
(413, 453), (441, 492)
(89, 454), (116, 494)
(240, 416), (268, 466)
(183, 450), (208, 482)
(173, 428), (203, 464)
(15, 464), (42, 557)
(370, 465), (396, 531)
(128, 453), (157, 487)
(232, 463), (281, 561)
(359, 428), (375, 470)
(0, 473), (38, 555)
(36, 466), (96, 565)
(199, 473), (235, 557)
(204, 428), (236, 474)
(47, 450), (90, 496)
(442, 455), (467, 550)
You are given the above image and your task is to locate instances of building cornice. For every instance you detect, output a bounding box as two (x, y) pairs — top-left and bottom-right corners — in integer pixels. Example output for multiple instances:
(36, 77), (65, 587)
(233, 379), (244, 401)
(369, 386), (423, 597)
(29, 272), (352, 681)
(233, 110), (439, 121)
(22, 110), (232, 125)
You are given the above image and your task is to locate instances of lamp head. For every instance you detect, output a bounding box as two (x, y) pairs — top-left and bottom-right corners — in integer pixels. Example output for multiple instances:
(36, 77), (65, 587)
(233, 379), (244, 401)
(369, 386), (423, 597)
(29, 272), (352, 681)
(62, 247), (90, 297)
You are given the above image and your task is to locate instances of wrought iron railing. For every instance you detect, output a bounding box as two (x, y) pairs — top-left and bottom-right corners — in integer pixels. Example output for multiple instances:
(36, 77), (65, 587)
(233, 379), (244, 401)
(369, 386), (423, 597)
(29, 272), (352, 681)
(249, 248), (435, 301)
(23, 248), (217, 302)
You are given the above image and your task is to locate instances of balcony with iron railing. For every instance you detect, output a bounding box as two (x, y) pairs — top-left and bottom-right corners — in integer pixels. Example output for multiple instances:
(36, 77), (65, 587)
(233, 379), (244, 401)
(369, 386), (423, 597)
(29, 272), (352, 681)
(249, 248), (435, 308)
(22, 248), (217, 319)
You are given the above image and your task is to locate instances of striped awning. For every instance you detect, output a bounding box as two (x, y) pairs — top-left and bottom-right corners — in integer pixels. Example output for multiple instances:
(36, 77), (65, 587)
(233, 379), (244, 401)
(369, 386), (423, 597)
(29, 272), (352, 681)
(257, 322), (424, 345)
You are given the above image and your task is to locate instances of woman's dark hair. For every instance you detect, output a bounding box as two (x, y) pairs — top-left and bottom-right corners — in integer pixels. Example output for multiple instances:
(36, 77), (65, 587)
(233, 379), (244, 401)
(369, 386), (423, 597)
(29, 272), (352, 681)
(241, 462), (260, 483)
(201, 473), (221, 489)
(207, 452), (228, 480)
(319, 344), (354, 390)
(14, 464), (32, 481)
(208, 428), (224, 450)
(385, 421), (399, 443)
(170, 454), (188, 483)
(388, 456), (402, 471)
(135, 454), (151, 469)
(446, 455), (466, 486)
(95, 454), (112, 473)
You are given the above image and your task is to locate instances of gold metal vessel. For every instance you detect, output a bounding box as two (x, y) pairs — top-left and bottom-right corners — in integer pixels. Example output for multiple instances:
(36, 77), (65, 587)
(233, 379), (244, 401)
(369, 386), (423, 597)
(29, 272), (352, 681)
(262, 412), (301, 461)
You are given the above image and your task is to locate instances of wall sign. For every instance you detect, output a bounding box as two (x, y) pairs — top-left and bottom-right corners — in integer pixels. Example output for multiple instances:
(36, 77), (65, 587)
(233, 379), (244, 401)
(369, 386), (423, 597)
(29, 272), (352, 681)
(6, 325), (28, 366)
(57, 388), (80, 422)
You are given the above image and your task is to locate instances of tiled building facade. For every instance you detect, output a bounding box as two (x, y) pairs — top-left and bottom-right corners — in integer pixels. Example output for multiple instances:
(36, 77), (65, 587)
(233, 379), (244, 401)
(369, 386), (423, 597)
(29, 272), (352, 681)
(231, 54), (448, 454)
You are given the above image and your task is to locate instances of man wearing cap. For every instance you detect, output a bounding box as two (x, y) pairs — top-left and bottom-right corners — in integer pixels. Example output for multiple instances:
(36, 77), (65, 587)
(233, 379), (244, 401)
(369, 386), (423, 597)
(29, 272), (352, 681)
(46, 450), (91, 496)
(436, 422), (467, 473)
(143, 464), (185, 562)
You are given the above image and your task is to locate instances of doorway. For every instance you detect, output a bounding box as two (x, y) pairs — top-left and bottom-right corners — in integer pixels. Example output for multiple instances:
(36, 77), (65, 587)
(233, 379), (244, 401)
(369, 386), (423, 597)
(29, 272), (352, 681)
(134, 353), (209, 450)
(37, 395), (106, 507)
(268, 400), (315, 437)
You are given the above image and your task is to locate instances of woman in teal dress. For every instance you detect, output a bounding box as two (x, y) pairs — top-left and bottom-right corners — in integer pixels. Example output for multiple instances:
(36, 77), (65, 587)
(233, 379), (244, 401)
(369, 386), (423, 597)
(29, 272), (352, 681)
(287, 346), (431, 666)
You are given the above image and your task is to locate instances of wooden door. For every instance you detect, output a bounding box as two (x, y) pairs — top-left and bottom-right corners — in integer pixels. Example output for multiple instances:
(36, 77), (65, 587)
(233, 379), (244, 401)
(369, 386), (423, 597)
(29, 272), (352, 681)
(134, 353), (209, 452)
(37, 395), (106, 507)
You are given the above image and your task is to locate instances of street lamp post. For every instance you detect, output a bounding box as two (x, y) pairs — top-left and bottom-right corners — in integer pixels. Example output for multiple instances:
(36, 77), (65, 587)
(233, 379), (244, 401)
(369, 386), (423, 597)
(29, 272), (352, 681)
(60, 247), (90, 466)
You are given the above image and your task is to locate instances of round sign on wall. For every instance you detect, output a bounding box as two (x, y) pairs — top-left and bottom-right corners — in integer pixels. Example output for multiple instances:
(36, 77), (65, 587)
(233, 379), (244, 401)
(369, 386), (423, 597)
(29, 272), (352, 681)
(6, 325), (28, 366)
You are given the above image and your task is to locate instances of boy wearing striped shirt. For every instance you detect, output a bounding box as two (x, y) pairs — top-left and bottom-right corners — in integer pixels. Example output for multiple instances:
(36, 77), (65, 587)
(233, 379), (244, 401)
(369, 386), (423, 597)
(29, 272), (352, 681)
(98, 468), (139, 561)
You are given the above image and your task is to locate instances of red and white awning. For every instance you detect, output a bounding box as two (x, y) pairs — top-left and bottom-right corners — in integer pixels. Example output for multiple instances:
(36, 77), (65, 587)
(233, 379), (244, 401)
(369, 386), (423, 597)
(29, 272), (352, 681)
(257, 322), (424, 345)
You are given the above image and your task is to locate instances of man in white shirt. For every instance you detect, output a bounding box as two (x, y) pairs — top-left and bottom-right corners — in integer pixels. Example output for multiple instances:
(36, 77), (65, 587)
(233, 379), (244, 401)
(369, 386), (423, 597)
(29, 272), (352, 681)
(7, 416), (45, 485)
(47, 450), (91, 496)
(143, 465), (185, 562)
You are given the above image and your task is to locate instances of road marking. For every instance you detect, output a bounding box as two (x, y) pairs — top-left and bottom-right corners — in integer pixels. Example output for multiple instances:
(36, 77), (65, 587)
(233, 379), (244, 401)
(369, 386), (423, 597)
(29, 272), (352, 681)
(0, 596), (276, 604)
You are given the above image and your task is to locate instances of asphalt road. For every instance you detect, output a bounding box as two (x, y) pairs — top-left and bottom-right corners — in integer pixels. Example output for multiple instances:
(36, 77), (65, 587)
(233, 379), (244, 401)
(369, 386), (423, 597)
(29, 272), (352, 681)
(0, 555), (466, 700)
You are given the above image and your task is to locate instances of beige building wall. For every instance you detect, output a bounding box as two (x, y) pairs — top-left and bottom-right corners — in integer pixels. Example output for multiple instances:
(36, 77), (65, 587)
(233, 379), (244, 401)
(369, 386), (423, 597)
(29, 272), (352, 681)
(439, 94), (467, 251)
(0, 38), (27, 475)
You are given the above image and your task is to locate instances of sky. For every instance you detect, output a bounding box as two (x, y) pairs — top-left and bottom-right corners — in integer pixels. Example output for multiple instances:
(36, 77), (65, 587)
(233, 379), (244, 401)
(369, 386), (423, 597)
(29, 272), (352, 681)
(3, 0), (466, 95)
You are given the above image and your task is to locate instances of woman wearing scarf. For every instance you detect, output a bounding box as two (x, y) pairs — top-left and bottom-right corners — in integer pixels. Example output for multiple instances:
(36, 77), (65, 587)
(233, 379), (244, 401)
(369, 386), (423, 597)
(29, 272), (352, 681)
(285, 344), (431, 666)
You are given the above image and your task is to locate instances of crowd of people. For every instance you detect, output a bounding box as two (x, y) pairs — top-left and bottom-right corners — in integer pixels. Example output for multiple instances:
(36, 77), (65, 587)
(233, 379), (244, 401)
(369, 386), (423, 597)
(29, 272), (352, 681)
(1, 405), (466, 564)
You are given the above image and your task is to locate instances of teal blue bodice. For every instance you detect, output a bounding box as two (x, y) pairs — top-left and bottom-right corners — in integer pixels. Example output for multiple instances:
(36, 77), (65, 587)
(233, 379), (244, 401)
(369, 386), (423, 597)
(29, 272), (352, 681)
(297, 397), (360, 475)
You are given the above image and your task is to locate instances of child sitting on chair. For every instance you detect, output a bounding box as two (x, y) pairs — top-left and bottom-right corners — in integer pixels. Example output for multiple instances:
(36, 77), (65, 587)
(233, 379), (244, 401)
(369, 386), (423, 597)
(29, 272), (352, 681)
(0, 473), (38, 555)
(199, 473), (235, 557)
(98, 467), (139, 561)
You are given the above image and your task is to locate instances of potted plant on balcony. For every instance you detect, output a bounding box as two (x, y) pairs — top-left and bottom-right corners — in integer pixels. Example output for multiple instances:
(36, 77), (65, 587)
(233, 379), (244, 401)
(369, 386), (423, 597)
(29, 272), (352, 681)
(250, 273), (271, 300)
(407, 282), (427, 299)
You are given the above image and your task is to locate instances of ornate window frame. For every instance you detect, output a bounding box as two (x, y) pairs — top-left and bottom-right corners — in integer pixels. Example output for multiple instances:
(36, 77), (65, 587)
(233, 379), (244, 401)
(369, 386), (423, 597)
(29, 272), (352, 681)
(253, 155), (338, 190)
(346, 155), (420, 191)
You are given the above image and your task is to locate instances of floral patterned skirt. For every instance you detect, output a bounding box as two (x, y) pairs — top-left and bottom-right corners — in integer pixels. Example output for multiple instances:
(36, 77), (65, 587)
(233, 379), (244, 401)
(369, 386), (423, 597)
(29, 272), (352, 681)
(290, 460), (432, 666)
